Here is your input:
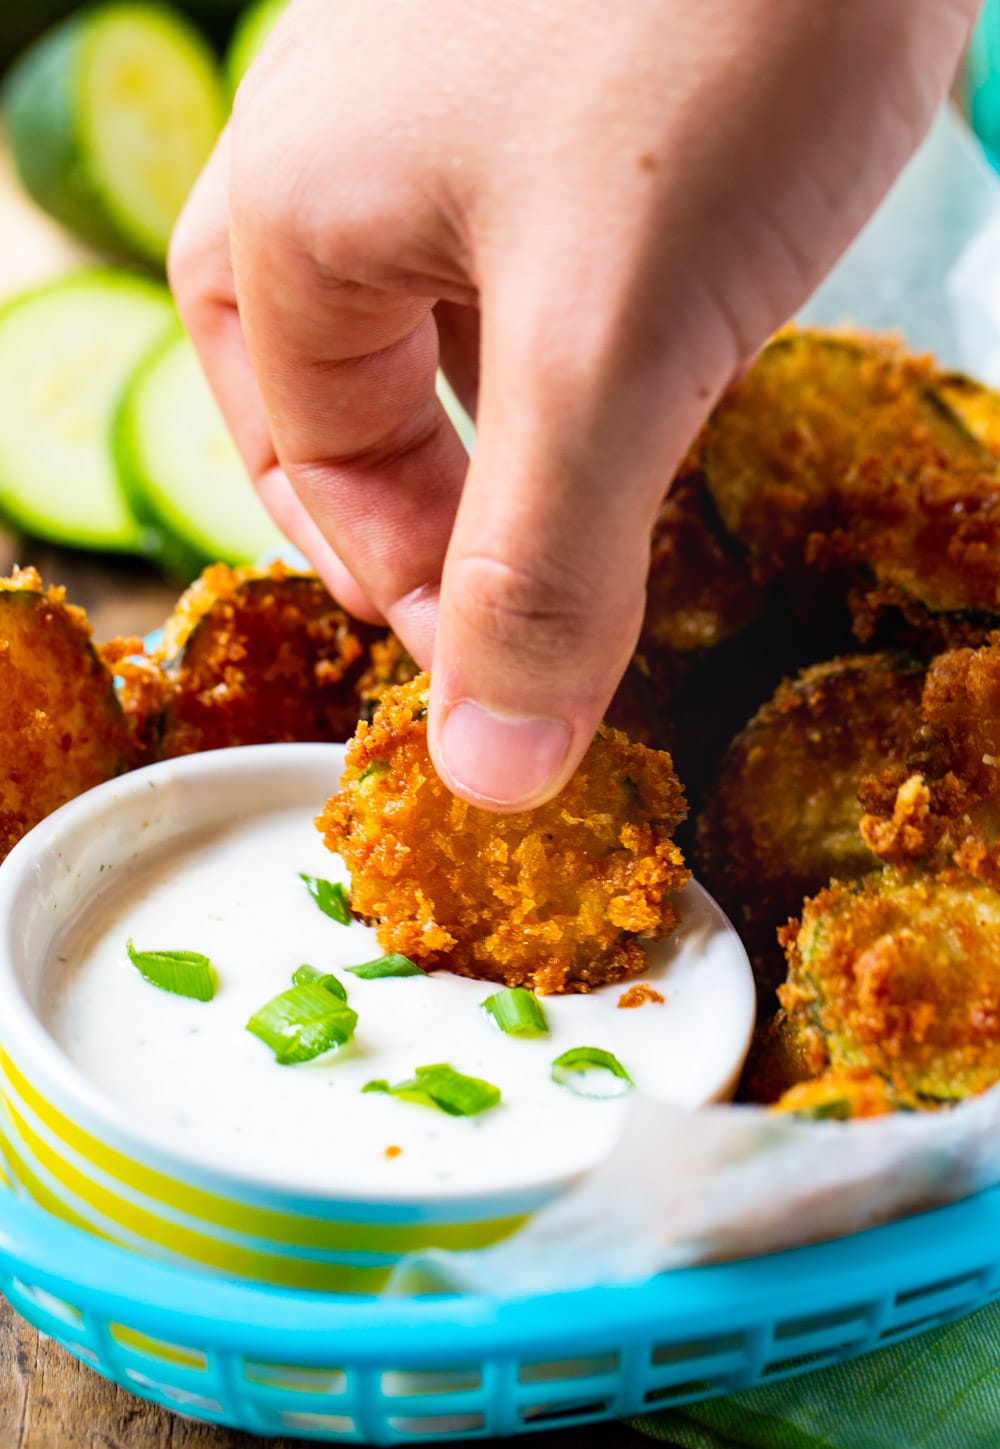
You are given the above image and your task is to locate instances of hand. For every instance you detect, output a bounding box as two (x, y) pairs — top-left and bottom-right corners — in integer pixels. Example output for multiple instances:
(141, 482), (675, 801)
(170, 0), (978, 810)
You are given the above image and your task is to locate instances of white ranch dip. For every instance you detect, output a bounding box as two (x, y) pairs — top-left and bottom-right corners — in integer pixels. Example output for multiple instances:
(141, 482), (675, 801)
(42, 803), (754, 1201)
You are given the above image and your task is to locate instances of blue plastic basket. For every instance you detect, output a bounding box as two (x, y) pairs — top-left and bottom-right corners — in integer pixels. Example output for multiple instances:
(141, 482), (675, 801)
(3, 1179), (1000, 1441)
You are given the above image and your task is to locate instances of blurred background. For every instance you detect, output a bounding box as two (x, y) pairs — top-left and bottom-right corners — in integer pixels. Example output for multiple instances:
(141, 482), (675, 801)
(0, 0), (294, 633)
(0, 0), (998, 635)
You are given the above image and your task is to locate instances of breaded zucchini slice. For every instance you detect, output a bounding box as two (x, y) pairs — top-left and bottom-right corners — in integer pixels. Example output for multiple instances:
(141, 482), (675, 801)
(737, 1009), (825, 1105)
(695, 653), (925, 994)
(779, 868), (1000, 1103)
(356, 633), (419, 723)
(704, 330), (1000, 631)
(935, 373), (1000, 458)
(642, 474), (768, 654)
(0, 567), (131, 859)
(771, 1070), (908, 1120)
(152, 564), (376, 756)
(320, 674), (689, 995)
(703, 331), (975, 576)
(859, 632), (1000, 886)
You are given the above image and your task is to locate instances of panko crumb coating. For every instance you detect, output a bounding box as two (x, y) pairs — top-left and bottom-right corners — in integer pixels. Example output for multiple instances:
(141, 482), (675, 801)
(770, 1069), (904, 1120)
(319, 674), (690, 994)
(778, 868), (1000, 1104)
(859, 632), (1000, 886)
(116, 563), (377, 759)
(0, 567), (132, 859)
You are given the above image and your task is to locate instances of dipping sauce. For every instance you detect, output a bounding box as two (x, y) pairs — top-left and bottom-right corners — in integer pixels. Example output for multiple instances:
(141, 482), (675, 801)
(42, 803), (754, 1201)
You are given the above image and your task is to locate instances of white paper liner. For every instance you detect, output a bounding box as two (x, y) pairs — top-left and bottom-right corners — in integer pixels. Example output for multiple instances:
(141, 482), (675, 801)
(390, 105), (1000, 1297)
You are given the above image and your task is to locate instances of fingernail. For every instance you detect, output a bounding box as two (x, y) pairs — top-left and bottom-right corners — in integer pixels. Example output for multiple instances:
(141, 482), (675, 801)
(439, 700), (572, 808)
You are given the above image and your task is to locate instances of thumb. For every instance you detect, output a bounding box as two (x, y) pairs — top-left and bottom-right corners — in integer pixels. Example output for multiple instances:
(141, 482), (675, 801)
(427, 279), (734, 812)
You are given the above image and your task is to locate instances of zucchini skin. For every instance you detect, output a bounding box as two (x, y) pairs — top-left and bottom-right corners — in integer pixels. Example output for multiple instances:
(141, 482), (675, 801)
(5, 17), (129, 257)
(5, 4), (225, 267)
(0, 269), (173, 552)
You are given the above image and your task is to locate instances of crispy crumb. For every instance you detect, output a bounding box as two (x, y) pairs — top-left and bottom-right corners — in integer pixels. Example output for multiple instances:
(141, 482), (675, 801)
(321, 673), (689, 995)
(617, 984), (665, 1008)
(384, 1145), (402, 1159)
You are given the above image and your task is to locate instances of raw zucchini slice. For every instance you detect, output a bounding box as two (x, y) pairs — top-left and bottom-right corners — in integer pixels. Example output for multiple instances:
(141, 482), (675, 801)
(114, 324), (285, 571)
(0, 568), (132, 862)
(5, 3), (225, 266)
(0, 270), (174, 551)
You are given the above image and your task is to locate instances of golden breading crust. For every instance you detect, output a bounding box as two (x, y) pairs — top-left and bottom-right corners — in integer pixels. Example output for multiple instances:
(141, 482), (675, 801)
(122, 563), (379, 758)
(320, 674), (690, 994)
(859, 633), (1000, 886)
(0, 567), (132, 860)
(770, 1069), (904, 1120)
(695, 654), (924, 996)
(701, 328), (1000, 641)
(778, 868), (1000, 1104)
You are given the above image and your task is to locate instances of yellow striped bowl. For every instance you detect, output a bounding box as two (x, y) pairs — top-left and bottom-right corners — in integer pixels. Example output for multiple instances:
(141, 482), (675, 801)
(0, 745), (542, 1292)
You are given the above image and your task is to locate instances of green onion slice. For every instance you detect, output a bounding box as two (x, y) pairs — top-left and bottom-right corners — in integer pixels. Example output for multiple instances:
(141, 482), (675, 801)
(247, 982), (358, 1065)
(299, 873), (352, 925)
(362, 1063), (500, 1116)
(347, 953), (425, 980)
(551, 1046), (633, 1099)
(359, 760), (390, 785)
(292, 964), (348, 1001)
(482, 986), (548, 1037)
(126, 939), (217, 1001)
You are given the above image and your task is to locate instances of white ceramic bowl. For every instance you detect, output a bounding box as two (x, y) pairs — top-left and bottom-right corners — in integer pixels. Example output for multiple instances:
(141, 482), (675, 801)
(0, 744), (754, 1292)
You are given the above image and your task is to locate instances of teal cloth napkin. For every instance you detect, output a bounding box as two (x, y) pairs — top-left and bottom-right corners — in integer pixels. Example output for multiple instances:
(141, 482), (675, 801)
(629, 1298), (1000, 1449)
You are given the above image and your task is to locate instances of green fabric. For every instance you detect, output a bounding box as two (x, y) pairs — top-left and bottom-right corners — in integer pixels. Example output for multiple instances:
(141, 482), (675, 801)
(629, 1297), (1000, 1449)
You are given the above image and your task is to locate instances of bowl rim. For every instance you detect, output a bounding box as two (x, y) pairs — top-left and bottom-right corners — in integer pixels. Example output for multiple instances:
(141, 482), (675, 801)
(0, 742), (754, 1219)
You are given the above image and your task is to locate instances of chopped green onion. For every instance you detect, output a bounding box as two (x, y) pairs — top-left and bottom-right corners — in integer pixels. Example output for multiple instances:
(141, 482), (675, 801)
(359, 760), (390, 784)
(126, 939), (217, 1001)
(347, 953), (425, 980)
(551, 1046), (633, 1099)
(299, 873), (352, 925)
(247, 982), (358, 1065)
(362, 1063), (500, 1116)
(292, 964), (348, 1001)
(481, 987), (548, 1037)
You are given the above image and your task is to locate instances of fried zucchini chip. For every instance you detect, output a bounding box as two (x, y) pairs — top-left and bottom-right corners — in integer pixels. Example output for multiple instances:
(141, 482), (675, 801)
(771, 1070), (907, 1120)
(0, 568), (131, 859)
(860, 632), (1000, 885)
(703, 329), (1000, 636)
(642, 474), (768, 654)
(935, 373), (1000, 458)
(151, 564), (377, 757)
(695, 654), (925, 994)
(320, 674), (689, 994)
(737, 1009), (824, 1105)
(356, 633), (420, 723)
(779, 868), (1000, 1104)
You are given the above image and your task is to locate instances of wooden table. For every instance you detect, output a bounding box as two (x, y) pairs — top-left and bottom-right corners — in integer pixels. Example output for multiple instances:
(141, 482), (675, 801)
(0, 539), (666, 1449)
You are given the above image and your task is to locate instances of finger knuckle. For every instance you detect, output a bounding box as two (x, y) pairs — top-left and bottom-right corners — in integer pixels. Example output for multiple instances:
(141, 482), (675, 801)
(450, 550), (598, 663)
